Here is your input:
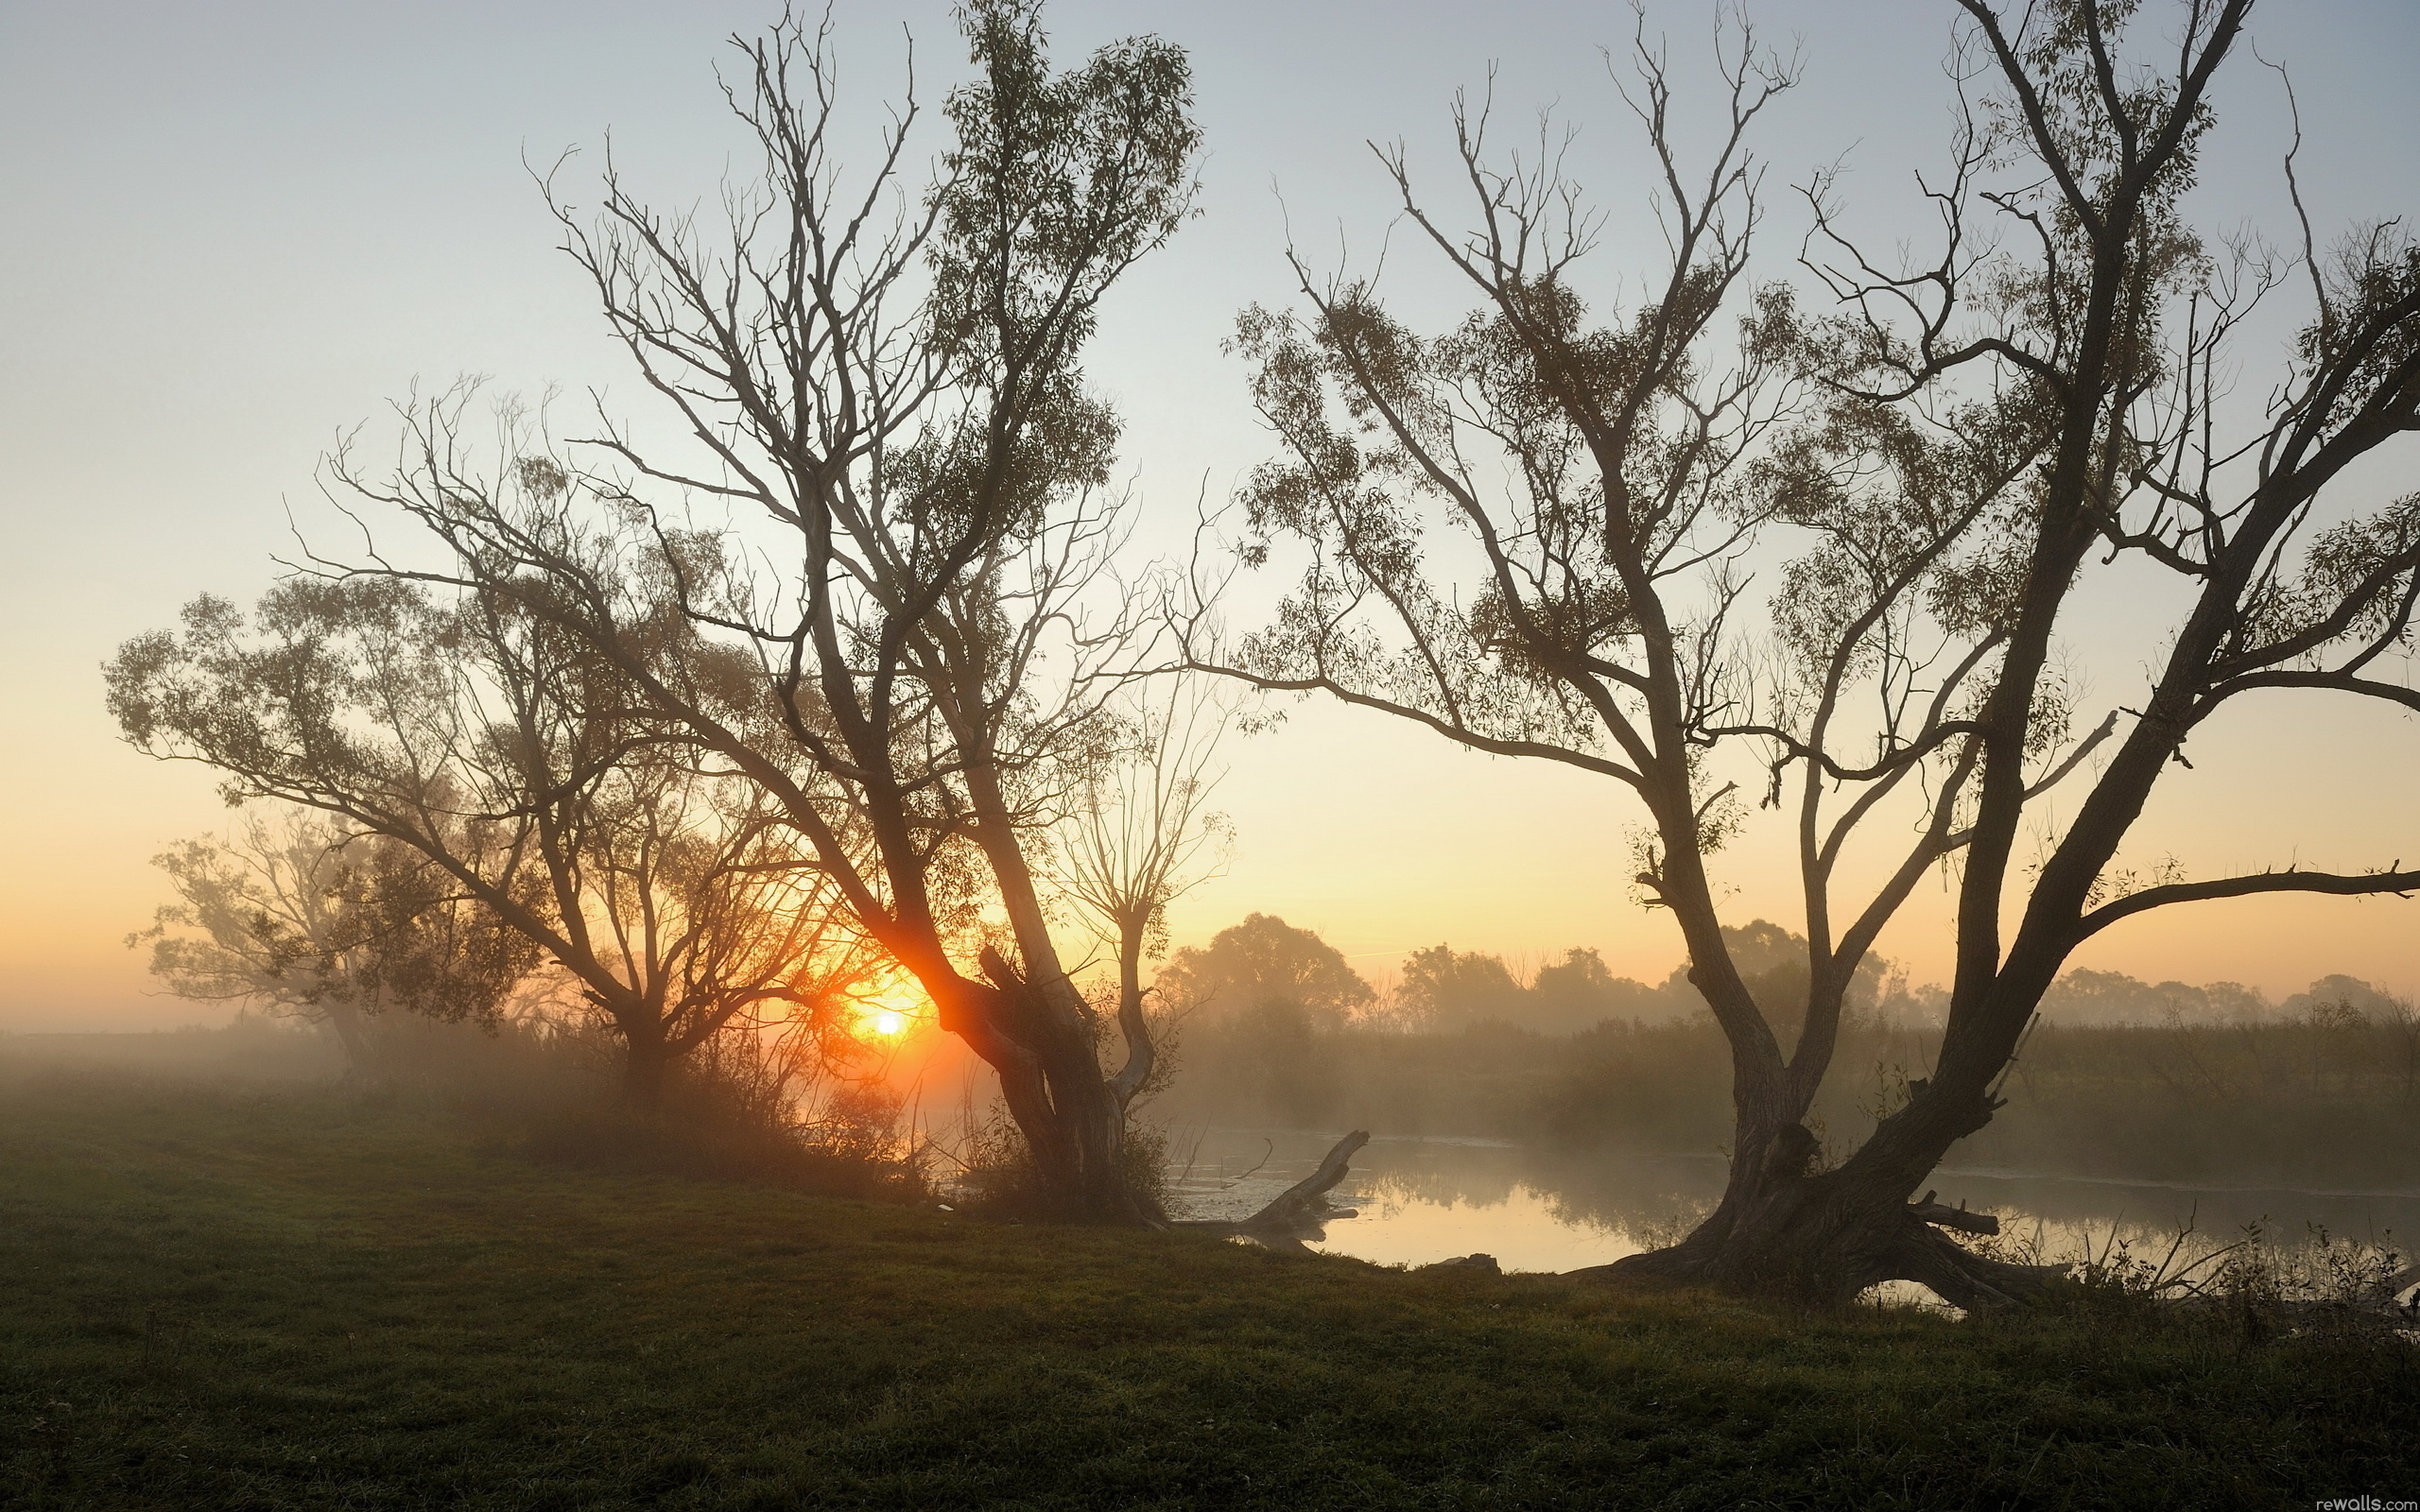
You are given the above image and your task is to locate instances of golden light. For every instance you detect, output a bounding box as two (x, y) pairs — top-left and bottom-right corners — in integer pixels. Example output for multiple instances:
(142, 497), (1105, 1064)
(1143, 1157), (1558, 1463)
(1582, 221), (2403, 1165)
(845, 972), (932, 1044)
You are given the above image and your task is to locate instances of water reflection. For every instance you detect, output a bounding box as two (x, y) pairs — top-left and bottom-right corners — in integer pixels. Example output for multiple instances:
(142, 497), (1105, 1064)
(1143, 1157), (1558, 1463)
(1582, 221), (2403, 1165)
(1165, 1126), (2420, 1279)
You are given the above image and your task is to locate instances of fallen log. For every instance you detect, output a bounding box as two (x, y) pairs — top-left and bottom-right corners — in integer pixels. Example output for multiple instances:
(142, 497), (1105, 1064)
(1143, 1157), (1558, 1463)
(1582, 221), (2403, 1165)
(1236, 1129), (1369, 1230)
(1910, 1190), (1999, 1236)
(1172, 1129), (1371, 1246)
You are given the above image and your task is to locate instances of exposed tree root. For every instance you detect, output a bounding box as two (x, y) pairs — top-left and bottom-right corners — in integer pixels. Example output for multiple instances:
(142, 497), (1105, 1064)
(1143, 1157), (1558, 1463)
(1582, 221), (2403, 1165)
(1891, 1224), (2066, 1312)
(1566, 1185), (2064, 1311)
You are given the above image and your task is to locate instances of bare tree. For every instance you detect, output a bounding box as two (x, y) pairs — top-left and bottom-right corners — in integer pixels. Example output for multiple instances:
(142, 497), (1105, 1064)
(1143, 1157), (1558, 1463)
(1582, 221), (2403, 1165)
(1184, 1), (2420, 1303)
(131, 809), (535, 1071)
(1055, 683), (1234, 1109)
(108, 561), (878, 1108)
(251, 4), (1204, 1219)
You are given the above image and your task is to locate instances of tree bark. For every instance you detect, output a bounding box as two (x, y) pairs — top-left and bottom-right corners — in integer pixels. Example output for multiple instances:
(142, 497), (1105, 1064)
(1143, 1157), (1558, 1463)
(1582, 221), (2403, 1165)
(954, 950), (1166, 1227)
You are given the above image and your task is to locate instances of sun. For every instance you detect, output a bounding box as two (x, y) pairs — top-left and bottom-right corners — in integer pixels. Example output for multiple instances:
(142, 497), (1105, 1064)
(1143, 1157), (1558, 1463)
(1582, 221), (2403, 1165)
(847, 974), (930, 1042)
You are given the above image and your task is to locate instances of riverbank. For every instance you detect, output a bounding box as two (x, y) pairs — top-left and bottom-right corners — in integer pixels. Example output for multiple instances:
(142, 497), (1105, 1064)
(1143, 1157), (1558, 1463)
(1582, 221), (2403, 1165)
(5, 1073), (2414, 1509)
(1164, 1125), (2420, 1281)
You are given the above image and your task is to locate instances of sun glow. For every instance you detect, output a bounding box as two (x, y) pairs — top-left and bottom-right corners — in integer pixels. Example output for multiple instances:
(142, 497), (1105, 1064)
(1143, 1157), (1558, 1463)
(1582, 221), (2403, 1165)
(846, 974), (931, 1043)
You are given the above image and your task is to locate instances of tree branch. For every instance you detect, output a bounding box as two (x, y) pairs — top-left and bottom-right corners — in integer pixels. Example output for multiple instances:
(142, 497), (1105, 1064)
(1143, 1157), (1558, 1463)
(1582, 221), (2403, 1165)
(2074, 863), (2420, 942)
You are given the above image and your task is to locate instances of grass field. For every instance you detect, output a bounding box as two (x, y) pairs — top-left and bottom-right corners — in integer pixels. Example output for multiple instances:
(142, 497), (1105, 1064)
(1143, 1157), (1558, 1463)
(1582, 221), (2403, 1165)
(3, 1072), (2414, 1510)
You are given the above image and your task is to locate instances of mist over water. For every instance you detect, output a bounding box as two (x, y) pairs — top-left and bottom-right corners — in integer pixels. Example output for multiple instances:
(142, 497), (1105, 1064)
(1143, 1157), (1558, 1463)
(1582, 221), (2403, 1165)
(17, 992), (2415, 1293)
(1168, 1126), (2420, 1280)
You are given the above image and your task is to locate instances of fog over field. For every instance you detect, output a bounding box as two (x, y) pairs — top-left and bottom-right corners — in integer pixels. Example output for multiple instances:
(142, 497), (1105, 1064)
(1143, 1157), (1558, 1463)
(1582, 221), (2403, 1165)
(4, 2), (2419, 1505)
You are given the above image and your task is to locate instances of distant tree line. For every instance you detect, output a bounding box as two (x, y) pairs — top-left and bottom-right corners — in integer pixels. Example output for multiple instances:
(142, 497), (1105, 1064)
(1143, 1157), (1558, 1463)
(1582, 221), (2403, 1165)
(1150, 911), (2399, 1038)
(1145, 911), (2420, 1193)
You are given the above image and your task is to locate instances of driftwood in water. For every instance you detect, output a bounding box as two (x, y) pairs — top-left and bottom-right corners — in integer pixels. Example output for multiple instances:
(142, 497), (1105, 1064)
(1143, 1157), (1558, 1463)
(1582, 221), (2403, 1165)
(1237, 1129), (1370, 1229)
(1173, 1130), (1371, 1246)
(1910, 1191), (1998, 1236)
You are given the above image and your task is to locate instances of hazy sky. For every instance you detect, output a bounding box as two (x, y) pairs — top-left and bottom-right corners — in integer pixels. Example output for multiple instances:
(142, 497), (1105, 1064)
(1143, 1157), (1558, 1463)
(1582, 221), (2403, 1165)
(5, 1), (2417, 1030)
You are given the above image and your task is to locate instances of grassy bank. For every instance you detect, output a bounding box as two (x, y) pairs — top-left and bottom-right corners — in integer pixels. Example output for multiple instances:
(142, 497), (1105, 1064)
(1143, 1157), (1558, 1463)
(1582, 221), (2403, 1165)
(4, 1072), (2415, 1510)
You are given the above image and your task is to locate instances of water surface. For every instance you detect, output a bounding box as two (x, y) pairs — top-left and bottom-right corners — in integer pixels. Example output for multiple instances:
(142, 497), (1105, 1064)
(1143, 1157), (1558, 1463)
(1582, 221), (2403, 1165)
(1166, 1126), (2420, 1280)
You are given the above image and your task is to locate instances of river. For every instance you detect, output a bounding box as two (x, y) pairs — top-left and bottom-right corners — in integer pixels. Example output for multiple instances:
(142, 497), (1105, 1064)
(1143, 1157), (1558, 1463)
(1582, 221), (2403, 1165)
(1166, 1125), (2420, 1291)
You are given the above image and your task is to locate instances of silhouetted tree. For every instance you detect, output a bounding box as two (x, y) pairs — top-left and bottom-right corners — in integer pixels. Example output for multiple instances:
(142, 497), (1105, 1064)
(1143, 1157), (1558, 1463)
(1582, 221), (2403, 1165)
(1056, 685), (1234, 1112)
(1186, 1), (2420, 1303)
(2038, 969), (2209, 1025)
(1155, 913), (1376, 1027)
(1530, 947), (1671, 1032)
(2280, 974), (2401, 1020)
(108, 573), (876, 1107)
(1154, 913), (1374, 1125)
(251, 4), (1203, 1218)
(1395, 945), (1529, 1031)
(131, 809), (537, 1071)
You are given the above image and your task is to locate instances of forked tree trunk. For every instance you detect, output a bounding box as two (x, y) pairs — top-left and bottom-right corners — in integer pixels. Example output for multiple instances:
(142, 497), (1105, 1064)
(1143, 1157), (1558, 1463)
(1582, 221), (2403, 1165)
(948, 949), (1165, 1226)
(1582, 1113), (2058, 1309)
(1582, 957), (2067, 1309)
(921, 753), (1172, 1228)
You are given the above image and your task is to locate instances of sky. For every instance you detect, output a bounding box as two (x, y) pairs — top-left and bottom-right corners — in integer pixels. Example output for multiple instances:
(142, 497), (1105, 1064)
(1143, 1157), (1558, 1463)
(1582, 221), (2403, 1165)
(3, 0), (2417, 1031)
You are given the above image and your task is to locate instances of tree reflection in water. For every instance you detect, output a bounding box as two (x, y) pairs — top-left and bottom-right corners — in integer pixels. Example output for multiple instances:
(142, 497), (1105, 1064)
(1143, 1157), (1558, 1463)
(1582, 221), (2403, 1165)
(1167, 1127), (2420, 1287)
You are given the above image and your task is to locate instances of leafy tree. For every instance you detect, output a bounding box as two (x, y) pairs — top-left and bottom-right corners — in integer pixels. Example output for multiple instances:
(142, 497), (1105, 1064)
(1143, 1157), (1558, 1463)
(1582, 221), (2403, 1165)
(1155, 912), (1375, 1028)
(219, 4), (1205, 1218)
(2281, 974), (2400, 1020)
(109, 572), (875, 1107)
(1530, 948), (1670, 1032)
(1186, 1), (2420, 1302)
(131, 810), (535, 1071)
(2201, 982), (2273, 1022)
(1395, 945), (1529, 1031)
(1155, 913), (1370, 1128)
(2039, 969), (2207, 1025)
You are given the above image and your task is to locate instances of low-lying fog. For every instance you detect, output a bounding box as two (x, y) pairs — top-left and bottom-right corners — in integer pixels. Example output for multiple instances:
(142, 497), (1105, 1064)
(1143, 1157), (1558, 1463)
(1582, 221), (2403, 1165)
(16, 898), (2416, 1304)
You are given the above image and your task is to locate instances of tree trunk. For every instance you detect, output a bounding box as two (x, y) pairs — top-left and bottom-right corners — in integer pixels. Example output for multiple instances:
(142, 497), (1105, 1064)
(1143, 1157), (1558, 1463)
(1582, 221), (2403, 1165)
(620, 1023), (673, 1112)
(1580, 1102), (2062, 1309)
(321, 1002), (374, 1079)
(962, 949), (1165, 1227)
(927, 747), (1168, 1228)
